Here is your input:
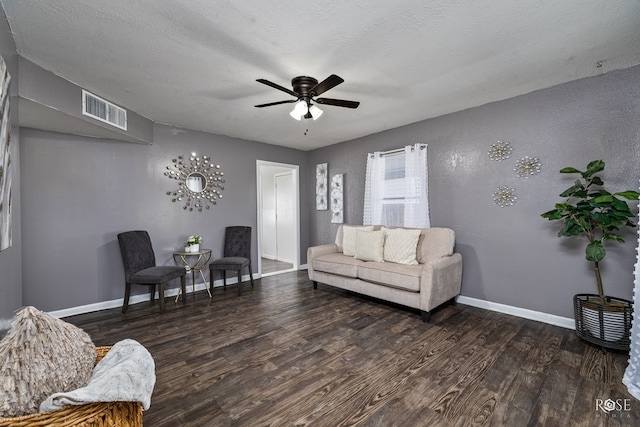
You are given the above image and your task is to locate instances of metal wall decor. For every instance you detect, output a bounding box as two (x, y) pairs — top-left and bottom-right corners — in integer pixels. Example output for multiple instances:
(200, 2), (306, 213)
(493, 186), (517, 207)
(165, 152), (224, 212)
(488, 141), (513, 162)
(514, 156), (542, 178)
(488, 140), (542, 206)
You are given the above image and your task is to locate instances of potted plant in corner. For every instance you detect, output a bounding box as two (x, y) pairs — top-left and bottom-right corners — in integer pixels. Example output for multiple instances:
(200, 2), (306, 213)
(541, 160), (639, 351)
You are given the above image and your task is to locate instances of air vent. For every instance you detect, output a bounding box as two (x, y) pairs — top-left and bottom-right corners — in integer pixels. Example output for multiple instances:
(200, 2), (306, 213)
(82, 90), (127, 130)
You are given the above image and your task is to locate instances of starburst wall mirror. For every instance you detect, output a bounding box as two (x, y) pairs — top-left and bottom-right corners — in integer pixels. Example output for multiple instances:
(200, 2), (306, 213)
(164, 152), (225, 212)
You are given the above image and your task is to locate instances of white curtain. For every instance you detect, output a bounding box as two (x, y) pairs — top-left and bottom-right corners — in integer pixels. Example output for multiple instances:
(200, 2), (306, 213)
(363, 143), (430, 228)
(404, 143), (430, 228)
(363, 151), (384, 225)
(623, 185), (640, 400)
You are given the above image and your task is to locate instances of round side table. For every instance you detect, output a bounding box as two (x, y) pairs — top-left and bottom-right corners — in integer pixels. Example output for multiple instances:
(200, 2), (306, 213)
(173, 248), (212, 300)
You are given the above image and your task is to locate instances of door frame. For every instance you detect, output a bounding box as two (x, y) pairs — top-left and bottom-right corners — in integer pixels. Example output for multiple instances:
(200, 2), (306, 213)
(256, 160), (300, 276)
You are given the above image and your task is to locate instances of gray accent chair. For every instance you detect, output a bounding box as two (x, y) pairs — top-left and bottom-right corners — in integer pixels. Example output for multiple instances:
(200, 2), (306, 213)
(117, 230), (187, 313)
(209, 226), (255, 295)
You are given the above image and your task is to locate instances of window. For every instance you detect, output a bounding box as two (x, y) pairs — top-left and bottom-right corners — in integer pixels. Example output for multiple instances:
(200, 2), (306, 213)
(363, 144), (430, 228)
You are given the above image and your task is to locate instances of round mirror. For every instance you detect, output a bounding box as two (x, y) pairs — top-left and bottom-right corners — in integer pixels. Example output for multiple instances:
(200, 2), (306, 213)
(186, 172), (207, 193)
(165, 153), (224, 212)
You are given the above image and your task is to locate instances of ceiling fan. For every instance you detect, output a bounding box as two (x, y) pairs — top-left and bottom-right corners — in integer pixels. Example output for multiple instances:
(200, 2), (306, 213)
(255, 74), (360, 120)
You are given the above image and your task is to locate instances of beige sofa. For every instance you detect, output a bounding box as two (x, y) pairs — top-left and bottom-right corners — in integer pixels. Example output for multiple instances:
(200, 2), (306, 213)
(307, 225), (463, 322)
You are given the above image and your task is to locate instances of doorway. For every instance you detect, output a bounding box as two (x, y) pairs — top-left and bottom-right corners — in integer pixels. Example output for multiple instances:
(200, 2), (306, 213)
(256, 161), (300, 277)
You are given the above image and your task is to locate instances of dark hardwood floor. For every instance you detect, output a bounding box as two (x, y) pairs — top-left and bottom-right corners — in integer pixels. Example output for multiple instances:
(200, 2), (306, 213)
(261, 257), (294, 274)
(66, 271), (639, 426)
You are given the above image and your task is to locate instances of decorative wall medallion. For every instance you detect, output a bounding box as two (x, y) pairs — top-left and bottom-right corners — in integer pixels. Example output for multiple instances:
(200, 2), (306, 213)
(488, 141), (513, 162)
(514, 156), (542, 178)
(331, 173), (344, 223)
(164, 153), (225, 212)
(316, 163), (328, 210)
(493, 186), (517, 207)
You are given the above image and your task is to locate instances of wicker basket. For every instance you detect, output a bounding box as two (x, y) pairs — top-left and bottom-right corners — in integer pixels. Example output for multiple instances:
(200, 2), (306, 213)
(0, 346), (144, 427)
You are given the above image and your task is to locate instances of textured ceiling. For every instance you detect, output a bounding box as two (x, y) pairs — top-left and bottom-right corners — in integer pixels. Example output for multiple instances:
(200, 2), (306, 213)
(2, 0), (640, 150)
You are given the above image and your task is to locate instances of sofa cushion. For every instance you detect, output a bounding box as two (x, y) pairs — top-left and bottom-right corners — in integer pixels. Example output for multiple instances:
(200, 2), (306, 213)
(340, 225), (374, 256)
(0, 306), (96, 417)
(358, 262), (423, 292)
(416, 227), (455, 263)
(354, 229), (384, 262)
(382, 227), (421, 265)
(313, 253), (365, 278)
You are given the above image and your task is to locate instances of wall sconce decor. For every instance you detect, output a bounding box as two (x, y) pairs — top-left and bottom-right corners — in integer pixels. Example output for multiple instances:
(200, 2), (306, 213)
(514, 156), (542, 178)
(493, 186), (517, 207)
(488, 141), (513, 162)
(165, 152), (225, 212)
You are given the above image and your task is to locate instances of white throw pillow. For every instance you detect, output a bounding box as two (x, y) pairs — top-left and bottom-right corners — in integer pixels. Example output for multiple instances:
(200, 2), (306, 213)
(382, 227), (421, 265)
(354, 229), (385, 262)
(342, 225), (374, 256)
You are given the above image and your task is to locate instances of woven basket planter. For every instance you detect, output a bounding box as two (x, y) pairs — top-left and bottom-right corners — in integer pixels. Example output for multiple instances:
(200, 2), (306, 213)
(574, 294), (633, 351)
(0, 346), (144, 427)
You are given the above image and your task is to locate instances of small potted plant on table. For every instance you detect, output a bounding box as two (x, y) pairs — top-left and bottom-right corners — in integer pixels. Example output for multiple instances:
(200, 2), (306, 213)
(541, 160), (639, 351)
(185, 235), (202, 253)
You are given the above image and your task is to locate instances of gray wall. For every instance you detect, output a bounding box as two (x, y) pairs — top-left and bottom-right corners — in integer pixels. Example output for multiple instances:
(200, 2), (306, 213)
(18, 57), (154, 144)
(309, 65), (640, 319)
(20, 124), (309, 311)
(0, 7), (21, 318)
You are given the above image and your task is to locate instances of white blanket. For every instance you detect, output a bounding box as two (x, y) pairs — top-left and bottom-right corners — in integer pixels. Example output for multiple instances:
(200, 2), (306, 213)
(39, 339), (156, 412)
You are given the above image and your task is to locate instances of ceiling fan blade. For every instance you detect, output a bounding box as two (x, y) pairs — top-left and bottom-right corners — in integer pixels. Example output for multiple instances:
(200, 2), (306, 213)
(255, 99), (297, 108)
(310, 74), (344, 96)
(315, 97), (360, 109)
(256, 79), (298, 97)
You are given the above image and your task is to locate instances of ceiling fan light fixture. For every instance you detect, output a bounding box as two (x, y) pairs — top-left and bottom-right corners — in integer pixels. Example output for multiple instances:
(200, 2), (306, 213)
(289, 100), (308, 120)
(257, 74), (359, 120)
(309, 104), (323, 120)
(289, 111), (302, 121)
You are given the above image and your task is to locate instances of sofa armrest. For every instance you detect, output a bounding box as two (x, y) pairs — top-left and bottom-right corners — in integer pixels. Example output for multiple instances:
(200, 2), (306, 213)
(419, 253), (463, 312)
(307, 244), (339, 280)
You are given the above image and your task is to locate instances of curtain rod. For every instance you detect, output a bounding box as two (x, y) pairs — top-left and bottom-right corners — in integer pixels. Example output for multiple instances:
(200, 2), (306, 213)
(378, 143), (427, 156)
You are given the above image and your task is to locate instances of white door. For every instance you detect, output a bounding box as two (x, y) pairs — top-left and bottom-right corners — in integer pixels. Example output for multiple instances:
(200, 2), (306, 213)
(256, 160), (300, 276)
(275, 172), (294, 263)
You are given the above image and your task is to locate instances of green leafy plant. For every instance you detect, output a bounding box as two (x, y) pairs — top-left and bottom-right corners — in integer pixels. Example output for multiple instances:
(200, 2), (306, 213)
(186, 235), (202, 245)
(541, 160), (640, 303)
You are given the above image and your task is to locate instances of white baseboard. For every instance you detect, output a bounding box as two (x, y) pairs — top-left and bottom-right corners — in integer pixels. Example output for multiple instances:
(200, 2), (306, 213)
(456, 295), (575, 330)
(47, 276), (574, 331)
(299, 263), (308, 270)
(47, 273), (260, 319)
